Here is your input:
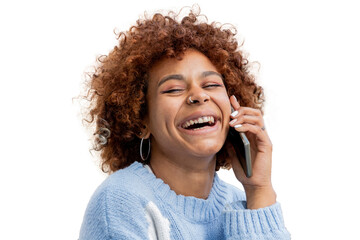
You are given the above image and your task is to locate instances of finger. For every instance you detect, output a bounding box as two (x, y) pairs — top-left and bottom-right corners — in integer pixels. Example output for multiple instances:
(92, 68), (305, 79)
(229, 115), (264, 127)
(230, 95), (240, 110)
(230, 107), (262, 118)
(233, 123), (268, 142)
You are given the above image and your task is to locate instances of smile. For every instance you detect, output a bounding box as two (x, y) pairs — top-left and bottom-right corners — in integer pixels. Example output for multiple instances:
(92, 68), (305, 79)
(181, 116), (216, 130)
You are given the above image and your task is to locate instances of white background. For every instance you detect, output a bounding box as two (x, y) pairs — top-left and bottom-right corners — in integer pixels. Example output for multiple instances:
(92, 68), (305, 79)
(1, 0), (359, 239)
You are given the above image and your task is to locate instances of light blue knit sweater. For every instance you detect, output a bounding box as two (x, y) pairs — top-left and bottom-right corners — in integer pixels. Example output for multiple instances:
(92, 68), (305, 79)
(79, 161), (290, 239)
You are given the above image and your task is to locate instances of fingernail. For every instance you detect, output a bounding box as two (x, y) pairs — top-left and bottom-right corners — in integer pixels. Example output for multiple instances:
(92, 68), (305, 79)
(229, 119), (237, 125)
(231, 111), (238, 117)
(232, 95), (237, 102)
(234, 124), (242, 129)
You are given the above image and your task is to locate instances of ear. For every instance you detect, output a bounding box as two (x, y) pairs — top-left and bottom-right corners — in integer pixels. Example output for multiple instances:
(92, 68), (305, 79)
(140, 129), (151, 139)
(138, 121), (151, 139)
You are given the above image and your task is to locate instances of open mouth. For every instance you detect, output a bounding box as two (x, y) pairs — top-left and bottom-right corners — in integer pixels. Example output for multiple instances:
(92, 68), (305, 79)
(181, 116), (217, 130)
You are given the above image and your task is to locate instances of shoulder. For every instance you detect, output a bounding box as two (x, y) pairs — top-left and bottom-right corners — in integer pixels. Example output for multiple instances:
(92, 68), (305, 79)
(81, 162), (153, 225)
(87, 161), (154, 211)
(103, 162), (147, 192)
(100, 161), (151, 196)
(79, 161), (155, 239)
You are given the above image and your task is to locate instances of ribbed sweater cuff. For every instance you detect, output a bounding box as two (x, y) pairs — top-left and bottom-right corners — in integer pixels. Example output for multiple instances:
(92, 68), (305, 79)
(223, 201), (290, 239)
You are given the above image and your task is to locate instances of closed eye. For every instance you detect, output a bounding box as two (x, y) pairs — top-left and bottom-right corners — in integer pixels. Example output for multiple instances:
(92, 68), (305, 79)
(161, 89), (184, 94)
(161, 84), (223, 94)
(204, 84), (223, 88)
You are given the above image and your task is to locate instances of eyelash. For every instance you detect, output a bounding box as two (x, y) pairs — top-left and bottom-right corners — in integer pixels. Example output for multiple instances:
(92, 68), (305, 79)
(162, 89), (183, 93)
(162, 84), (223, 94)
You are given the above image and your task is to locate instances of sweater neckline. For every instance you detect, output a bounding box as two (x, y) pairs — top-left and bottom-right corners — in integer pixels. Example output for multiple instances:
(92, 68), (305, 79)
(128, 161), (228, 223)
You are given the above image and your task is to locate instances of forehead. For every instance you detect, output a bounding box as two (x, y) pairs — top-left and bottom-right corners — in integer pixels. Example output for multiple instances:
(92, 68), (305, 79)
(148, 49), (218, 81)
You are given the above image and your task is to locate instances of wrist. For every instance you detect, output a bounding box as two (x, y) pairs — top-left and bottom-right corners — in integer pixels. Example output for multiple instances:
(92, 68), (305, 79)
(244, 185), (277, 209)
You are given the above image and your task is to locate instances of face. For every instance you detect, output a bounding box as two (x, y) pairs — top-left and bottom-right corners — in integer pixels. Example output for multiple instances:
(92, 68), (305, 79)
(145, 49), (231, 161)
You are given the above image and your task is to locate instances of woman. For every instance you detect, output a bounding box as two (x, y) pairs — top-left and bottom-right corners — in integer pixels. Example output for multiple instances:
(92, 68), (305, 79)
(79, 8), (290, 240)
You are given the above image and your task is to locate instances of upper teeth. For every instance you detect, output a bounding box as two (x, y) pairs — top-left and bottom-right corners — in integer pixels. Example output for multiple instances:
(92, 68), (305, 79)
(182, 116), (215, 128)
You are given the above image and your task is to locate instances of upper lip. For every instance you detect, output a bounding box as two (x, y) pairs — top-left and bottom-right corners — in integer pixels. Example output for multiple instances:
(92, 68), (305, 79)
(178, 111), (220, 128)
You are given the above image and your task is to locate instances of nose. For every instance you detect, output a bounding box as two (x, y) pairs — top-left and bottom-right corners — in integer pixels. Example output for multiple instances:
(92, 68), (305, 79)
(187, 86), (210, 105)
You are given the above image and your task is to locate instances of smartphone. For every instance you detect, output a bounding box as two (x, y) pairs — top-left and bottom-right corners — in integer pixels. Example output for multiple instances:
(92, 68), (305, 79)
(227, 108), (252, 178)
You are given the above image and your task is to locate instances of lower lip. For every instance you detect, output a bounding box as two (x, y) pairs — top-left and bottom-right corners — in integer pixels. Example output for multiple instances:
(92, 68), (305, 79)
(178, 120), (220, 135)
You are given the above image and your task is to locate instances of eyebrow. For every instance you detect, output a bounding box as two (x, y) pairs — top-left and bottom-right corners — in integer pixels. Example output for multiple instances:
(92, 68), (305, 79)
(157, 74), (184, 87)
(157, 71), (223, 87)
(201, 71), (223, 80)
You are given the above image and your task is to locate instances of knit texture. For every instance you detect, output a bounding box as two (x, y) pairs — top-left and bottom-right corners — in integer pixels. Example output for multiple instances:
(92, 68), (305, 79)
(79, 161), (290, 239)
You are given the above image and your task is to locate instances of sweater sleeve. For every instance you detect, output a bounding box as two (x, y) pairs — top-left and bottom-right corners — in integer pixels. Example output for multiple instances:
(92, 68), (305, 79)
(79, 184), (150, 240)
(222, 201), (291, 240)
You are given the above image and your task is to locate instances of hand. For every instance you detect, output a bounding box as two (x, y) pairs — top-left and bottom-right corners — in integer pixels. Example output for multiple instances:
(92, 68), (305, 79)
(226, 95), (276, 209)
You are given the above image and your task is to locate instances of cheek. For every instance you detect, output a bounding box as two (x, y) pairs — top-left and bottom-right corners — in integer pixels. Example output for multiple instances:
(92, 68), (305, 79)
(148, 98), (180, 128)
(216, 93), (231, 114)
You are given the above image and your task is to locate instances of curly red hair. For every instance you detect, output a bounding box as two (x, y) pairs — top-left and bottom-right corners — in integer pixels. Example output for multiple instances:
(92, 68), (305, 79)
(81, 7), (265, 173)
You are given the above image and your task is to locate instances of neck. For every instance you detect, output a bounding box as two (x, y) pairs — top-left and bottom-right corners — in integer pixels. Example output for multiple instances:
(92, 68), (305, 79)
(148, 154), (216, 199)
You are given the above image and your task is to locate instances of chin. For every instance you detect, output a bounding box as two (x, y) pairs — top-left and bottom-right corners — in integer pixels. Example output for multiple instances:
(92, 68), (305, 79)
(190, 142), (224, 158)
